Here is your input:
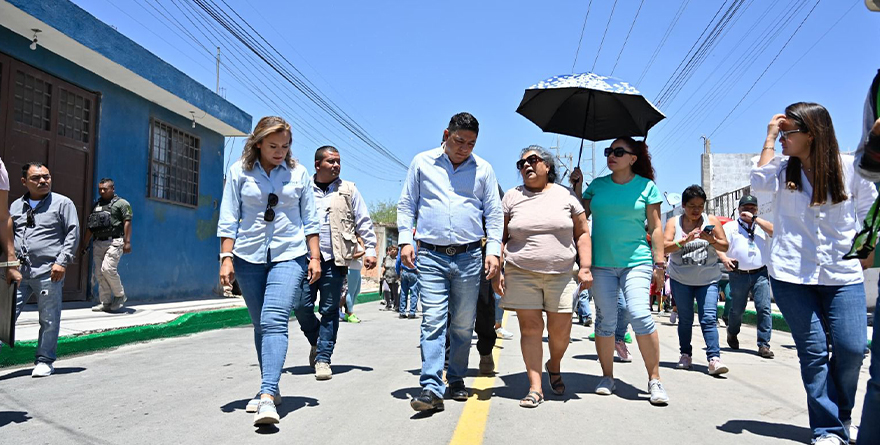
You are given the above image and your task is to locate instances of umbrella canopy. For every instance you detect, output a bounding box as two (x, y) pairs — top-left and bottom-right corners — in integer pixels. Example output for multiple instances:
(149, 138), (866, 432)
(516, 72), (665, 142)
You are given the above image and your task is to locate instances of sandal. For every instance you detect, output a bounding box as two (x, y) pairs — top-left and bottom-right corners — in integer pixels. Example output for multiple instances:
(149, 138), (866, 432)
(519, 390), (544, 408)
(545, 360), (565, 395)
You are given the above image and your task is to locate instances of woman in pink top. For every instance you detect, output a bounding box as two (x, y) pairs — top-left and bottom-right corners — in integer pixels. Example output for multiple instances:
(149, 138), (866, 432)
(493, 146), (592, 408)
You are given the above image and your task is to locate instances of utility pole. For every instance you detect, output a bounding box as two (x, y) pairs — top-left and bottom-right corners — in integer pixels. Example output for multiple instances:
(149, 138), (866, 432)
(701, 135), (711, 153)
(549, 137), (573, 183)
(216, 47), (221, 94)
(591, 141), (596, 180)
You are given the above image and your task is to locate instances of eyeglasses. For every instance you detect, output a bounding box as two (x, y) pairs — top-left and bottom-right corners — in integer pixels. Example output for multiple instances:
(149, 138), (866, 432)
(26, 208), (35, 228)
(779, 129), (804, 141)
(604, 147), (634, 158)
(264, 193), (278, 222)
(516, 154), (544, 170)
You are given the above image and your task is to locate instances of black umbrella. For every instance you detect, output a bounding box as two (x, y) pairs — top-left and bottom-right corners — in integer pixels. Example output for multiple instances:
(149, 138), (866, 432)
(516, 72), (666, 164)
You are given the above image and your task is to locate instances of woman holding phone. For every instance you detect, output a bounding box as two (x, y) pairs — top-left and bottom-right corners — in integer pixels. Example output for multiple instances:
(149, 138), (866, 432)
(218, 116), (321, 426)
(663, 185), (730, 376)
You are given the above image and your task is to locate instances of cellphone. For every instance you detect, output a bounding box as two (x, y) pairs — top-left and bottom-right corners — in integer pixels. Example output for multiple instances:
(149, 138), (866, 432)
(731, 259), (739, 270)
(703, 225), (715, 234)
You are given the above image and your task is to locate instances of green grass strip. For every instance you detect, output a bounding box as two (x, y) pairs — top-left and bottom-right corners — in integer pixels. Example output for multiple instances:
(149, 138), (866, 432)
(1, 291), (380, 368)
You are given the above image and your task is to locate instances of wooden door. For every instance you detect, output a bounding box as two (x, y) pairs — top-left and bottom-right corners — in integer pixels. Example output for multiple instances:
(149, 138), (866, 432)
(0, 52), (97, 301)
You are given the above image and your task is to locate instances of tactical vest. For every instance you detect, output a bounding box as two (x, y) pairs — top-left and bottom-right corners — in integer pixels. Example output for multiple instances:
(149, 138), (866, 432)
(87, 196), (119, 238)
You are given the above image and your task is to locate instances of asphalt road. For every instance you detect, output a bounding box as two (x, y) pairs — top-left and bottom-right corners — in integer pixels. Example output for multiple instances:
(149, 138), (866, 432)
(0, 301), (871, 445)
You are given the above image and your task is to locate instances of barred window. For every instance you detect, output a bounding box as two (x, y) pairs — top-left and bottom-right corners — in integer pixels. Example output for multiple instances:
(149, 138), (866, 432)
(57, 87), (91, 143)
(13, 69), (52, 131)
(148, 119), (200, 207)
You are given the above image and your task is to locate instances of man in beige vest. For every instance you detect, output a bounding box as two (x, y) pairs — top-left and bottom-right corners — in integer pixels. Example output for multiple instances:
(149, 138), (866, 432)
(293, 146), (377, 380)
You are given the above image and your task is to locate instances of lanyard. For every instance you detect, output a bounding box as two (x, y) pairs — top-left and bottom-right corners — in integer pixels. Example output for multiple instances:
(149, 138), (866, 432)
(738, 219), (755, 241)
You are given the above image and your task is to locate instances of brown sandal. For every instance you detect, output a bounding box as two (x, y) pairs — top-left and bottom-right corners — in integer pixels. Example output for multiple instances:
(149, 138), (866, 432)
(519, 390), (544, 408)
(545, 361), (565, 395)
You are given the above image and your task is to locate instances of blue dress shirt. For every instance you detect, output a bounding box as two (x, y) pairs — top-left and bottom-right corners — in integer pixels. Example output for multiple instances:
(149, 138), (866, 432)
(218, 159), (320, 263)
(397, 146), (503, 257)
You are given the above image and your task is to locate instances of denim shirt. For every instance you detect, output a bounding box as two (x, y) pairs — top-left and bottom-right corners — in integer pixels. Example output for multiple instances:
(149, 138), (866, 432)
(218, 159), (320, 263)
(397, 146), (503, 257)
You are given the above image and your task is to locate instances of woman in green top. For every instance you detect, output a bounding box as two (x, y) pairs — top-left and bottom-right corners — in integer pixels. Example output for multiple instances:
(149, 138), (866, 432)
(571, 137), (668, 406)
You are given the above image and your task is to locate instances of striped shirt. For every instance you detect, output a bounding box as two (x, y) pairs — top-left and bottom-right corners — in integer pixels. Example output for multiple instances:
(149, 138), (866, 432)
(397, 146), (503, 256)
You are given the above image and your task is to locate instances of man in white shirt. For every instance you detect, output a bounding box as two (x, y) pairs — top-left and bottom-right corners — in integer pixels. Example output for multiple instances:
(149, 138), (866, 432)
(717, 195), (775, 359)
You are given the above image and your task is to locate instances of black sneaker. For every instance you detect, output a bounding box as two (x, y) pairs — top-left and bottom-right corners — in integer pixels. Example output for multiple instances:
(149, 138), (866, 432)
(727, 332), (739, 350)
(582, 316), (593, 327)
(408, 313), (417, 319)
(410, 389), (444, 412)
(399, 313), (407, 319)
(449, 381), (469, 401)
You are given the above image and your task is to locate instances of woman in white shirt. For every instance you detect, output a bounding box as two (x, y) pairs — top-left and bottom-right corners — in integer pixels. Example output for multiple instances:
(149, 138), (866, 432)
(751, 102), (876, 445)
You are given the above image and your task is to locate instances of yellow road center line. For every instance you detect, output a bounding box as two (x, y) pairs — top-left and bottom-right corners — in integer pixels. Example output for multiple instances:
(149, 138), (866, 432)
(448, 311), (510, 445)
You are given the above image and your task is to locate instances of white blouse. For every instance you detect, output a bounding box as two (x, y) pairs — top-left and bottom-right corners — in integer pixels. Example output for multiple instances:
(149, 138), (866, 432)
(750, 154), (877, 286)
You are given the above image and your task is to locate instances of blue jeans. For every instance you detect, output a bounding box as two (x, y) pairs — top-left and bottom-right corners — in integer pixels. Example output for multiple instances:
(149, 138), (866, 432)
(494, 293), (503, 324)
(670, 280), (721, 361)
(344, 268), (361, 313)
(9, 275), (63, 364)
(294, 259), (346, 364)
(720, 280), (732, 320)
(770, 278), (866, 442)
(858, 305), (879, 445)
(576, 289), (591, 319)
(615, 291), (631, 342)
(234, 256), (306, 396)
(591, 265), (656, 337)
(417, 248), (482, 398)
(726, 269), (772, 347)
(399, 269), (419, 316)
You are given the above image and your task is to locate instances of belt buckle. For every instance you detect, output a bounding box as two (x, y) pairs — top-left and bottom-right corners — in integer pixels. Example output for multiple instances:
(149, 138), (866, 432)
(445, 246), (457, 256)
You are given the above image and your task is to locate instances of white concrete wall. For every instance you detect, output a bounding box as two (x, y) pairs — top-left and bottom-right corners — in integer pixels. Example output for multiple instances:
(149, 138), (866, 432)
(701, 152), (756, 198)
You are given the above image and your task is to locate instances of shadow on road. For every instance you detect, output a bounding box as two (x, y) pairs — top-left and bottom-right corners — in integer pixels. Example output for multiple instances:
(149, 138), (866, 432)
(221, 396), (319, 416)
(0, 411), (31, 427)
(0, 367), (86, 381)
(717, 419), (811, 443)
(658, 361), (723, 377)
(283, 364), (373, 376)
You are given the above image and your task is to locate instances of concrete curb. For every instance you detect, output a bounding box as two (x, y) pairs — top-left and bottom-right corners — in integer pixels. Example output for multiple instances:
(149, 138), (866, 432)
(0, 291), (382, 368)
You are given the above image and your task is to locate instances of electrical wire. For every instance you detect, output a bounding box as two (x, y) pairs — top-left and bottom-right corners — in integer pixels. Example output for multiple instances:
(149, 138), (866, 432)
(636, 0), (690, 87)
(571, 0), (593, 73)
(610, 0), (646, 76)
(591, 0), (619, 72)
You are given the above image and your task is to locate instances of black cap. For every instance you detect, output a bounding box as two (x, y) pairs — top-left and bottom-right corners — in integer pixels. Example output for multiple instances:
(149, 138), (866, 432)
(739, 195), (758, 206)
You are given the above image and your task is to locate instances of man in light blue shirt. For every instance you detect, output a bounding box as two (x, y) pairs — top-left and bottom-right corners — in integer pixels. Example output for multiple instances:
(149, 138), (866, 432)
(398, 112), (503, 412)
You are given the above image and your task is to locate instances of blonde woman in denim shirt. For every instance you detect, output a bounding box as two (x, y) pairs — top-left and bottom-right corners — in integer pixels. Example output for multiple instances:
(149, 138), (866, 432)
(217, 116), (321, 427)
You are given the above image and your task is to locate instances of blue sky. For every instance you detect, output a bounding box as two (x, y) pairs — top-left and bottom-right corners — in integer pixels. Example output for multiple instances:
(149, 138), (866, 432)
(73, 0), (880, 208)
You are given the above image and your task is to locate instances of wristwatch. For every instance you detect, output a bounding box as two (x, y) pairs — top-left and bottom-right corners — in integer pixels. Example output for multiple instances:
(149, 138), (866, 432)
(219, 252), (233, 262)
(0, 260), (21, 267)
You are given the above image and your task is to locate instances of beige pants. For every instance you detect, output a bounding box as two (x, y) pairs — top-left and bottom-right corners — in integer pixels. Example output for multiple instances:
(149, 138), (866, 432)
(93, 238), (125, 304)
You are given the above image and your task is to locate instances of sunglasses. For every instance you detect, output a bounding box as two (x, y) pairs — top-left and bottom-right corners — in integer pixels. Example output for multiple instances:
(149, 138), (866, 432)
(264, 193), (278, 222)
(604, 147), (634, 158)
(516, 154), (544, 170)
(779, 129), (804, 141)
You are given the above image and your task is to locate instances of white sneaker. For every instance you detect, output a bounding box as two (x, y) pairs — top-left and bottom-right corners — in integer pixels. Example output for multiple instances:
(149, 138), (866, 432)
(595, 376), (615, 395)
(814, 434), (845, 445)
(676, 353), (692, 370)
(843, 420), (858, 444)
(32, 362), (54, 377)
(708, 357), (729, 376)
(245, 393), (282, 413)
(315, 362), (332, 380)
(615, 340), (633, 362)
(253, 399), (280, 426)
(648, 379), (669, 405)
(495, 327), (514, 340)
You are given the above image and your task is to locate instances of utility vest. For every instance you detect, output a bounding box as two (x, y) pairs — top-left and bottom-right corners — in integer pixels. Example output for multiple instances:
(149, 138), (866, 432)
(328, 180), (359, 266)
(87, 196), (119, 238)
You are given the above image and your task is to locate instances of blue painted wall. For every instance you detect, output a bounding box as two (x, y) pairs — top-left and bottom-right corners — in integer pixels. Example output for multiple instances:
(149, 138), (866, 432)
(7, 0), (251, 134)
(1, 26), (235, 300)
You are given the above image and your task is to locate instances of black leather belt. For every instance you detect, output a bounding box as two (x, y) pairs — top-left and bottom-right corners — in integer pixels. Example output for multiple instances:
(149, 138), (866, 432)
(730, 265), (767, 275)
(95, 236), (113, 241)
(419, 241), (482, 256)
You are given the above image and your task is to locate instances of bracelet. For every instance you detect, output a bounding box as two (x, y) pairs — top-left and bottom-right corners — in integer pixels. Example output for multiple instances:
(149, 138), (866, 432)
(0, 260), (21, 267)
(762, 146), (775, 151)
(310, 256), (320, 261)
(674, 240), (682, 248)
(218, 252), (233, 262)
